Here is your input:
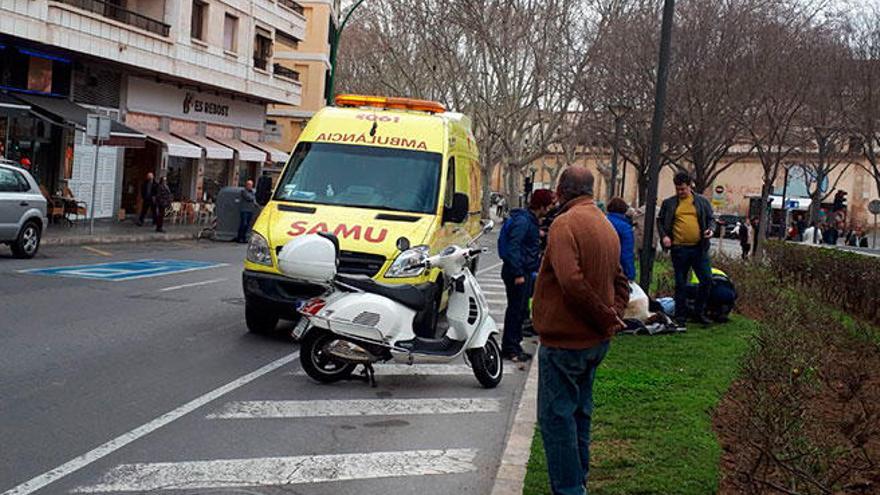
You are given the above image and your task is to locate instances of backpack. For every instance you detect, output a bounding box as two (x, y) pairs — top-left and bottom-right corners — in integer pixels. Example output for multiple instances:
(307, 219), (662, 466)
(497, 216), (513, 261)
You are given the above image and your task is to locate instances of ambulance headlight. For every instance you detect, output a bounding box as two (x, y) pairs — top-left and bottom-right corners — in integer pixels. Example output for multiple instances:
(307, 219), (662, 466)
(386, 245), (429, 278)
(247, 232), (274, 266)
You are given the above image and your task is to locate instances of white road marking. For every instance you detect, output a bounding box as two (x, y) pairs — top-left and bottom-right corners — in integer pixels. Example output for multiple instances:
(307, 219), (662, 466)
(81, 246), (112, 257)
(207, 398), (502, 419)
(158, 278), (227, 292)
(475, 261), (502, 276)
(289, 363), (474, 377)
(73, 449), (478, 493)
(485, 298), (507, 306)
(1, 352), (299, 495)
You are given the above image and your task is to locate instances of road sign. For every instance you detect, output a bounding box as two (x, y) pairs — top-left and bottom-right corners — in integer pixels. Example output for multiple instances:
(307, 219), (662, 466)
(869, 199), (880, 215)
(86, 114), (112, 140)
(20, 259), (226, 281)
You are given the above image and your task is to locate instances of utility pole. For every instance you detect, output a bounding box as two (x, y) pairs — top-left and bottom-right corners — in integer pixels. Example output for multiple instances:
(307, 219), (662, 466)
(326, 0), (367, 106)
(639, 0), (676, 290)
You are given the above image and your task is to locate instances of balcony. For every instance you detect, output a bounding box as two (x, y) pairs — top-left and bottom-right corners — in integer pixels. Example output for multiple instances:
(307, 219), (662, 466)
(277, 0), (304, 16)
(273, 63), (300, 81)
(55, 0), (170, 36)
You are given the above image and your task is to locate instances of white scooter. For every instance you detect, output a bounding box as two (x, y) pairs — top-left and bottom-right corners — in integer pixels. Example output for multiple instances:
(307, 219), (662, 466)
(277, 222), (502, 388)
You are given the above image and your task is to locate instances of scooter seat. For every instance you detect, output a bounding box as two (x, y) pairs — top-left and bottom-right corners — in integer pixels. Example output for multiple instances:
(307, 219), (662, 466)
(336, 275), (427, 311)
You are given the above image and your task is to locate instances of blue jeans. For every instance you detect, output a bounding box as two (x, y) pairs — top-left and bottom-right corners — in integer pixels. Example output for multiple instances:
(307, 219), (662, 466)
(670, 245), (712, 321)
(539, 342), (610, 495)
(501, 264), (530, 355)
(237, 211), (254, 242)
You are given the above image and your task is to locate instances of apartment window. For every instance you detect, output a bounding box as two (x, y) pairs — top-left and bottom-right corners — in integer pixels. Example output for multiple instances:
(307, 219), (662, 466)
(191, 0), (208, 41)
(223, 14), (238, 53)
(253, 29), (273, 71)
(275, 31), (299, 51)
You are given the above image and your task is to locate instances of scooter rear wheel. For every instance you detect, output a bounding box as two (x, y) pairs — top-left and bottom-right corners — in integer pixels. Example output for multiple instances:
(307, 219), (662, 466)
(467, 335), (503, 388)
(300, 330), (357, 383)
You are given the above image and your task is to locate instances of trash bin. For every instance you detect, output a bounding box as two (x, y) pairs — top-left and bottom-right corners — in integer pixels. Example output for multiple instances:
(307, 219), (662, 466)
(215, 186), (244, 242)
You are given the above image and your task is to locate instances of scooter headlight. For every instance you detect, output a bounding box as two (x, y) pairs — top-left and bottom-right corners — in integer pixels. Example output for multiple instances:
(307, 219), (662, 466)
(246, 232), (273, 266)
(386, 245), (429, 278)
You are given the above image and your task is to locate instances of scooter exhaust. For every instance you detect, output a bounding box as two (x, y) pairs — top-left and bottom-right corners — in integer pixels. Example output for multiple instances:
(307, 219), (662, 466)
(325, 340), (377, 364)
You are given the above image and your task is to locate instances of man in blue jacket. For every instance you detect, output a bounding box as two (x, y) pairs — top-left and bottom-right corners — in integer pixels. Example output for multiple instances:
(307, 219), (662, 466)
(498, 189), (554, 362)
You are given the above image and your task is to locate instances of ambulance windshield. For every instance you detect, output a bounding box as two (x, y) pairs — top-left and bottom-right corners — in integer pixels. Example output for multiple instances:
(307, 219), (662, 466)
(274, 142), (442, 214)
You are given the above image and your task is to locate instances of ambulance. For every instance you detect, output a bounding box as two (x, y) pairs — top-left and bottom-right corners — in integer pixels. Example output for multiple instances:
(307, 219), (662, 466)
(242, 94), (484, 334)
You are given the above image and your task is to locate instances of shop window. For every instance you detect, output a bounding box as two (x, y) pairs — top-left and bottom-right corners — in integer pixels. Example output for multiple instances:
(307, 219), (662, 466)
(253, 29), (273, 71)
(223, 13), (238, 53)
(191, 0), (208, 41)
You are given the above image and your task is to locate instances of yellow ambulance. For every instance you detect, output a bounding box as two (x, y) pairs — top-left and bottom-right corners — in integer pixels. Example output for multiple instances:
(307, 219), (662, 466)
(242, 94), (484, 334)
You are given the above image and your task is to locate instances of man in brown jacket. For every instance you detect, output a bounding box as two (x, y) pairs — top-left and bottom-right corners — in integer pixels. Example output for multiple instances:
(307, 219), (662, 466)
(533, 167), (631, 495)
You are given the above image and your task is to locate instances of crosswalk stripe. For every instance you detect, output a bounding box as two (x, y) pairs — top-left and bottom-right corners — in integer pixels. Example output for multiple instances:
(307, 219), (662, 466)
(288, 364), (474, 377)
(72, 449), (479, 493)
(207, 398), (502, 419)
(485, 298), (507, 305)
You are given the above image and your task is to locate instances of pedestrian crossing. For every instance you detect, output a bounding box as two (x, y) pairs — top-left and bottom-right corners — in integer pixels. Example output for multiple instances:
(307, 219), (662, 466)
(67, 262), (518, 494)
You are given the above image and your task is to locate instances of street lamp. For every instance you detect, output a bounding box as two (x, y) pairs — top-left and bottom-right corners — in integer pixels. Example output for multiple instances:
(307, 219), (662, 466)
(608, 103), (631, 202)
(326, 0), (367, 106)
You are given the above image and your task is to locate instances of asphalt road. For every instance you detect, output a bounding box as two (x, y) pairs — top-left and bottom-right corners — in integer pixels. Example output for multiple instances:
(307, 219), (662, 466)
(0, 236), (531, 495)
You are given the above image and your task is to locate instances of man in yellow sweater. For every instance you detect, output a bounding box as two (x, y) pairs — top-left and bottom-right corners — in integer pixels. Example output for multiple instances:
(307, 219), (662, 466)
(657, 172), (715, 327)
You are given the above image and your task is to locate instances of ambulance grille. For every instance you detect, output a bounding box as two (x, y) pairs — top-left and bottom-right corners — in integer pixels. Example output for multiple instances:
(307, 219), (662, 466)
(352, 311), (381, 327)
(338, 251), (386, 277)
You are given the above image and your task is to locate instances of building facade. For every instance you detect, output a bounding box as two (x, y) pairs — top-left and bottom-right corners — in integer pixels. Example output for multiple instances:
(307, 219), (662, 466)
(267, 0), (337, 153)
(494, 150), (880, 232)
(1, 0), (302, 217)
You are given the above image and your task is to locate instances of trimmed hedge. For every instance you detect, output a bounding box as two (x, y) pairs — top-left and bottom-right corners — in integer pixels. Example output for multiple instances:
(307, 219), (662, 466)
(764, 242), (880, 325)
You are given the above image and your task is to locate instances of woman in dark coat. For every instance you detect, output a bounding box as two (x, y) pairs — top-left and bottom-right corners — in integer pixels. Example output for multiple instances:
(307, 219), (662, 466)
(154, 177), (173, 233)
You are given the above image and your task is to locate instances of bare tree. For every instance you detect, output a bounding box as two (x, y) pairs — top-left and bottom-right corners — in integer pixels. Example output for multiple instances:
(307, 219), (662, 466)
(846, 1), (880, 200)
(740, 5), (819, 257)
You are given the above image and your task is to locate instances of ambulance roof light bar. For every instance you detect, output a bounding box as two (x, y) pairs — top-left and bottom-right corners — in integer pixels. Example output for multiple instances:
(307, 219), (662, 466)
(335, 94), (446, 114)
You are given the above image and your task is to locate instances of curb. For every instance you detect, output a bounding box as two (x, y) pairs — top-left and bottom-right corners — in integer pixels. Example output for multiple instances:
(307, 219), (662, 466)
(43, 232), (198, 246)
(491, 352), (540, 495)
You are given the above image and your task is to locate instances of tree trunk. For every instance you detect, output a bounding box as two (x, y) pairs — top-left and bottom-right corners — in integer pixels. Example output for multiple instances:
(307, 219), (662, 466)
(481, 164), (493, 218)
(753, 181), (773, 258)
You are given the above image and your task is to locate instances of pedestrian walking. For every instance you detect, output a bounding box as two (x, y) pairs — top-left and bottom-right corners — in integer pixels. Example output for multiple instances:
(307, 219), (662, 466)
(606, 197), (636, 281)
(136, 172), (158, 226)
(236, 179), (258, 243)
(738, 221), (751, 260)
(657, 171), (715, 328)
(497, 188), (554, 362)
(532, 167), (630, 495)
(803, 222), (822, 245)
(154, 176), (172, 233)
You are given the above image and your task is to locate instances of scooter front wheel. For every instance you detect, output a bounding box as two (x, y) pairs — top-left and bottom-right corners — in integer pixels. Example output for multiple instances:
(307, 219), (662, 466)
(467, 335), (503, 388)
(299, 330), (357, 383)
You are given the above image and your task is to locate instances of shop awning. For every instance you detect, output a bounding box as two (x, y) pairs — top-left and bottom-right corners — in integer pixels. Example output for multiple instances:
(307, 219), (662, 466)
(0, 93), (31, 116)
(174, 133), (232, 160)
(209, 137), (266, 162)
(244, 140), (290, 163)
(12, 93), (145, 147)
(136, 128), (202, 159)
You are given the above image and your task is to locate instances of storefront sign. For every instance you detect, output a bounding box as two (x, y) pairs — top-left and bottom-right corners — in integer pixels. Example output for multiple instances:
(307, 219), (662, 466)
(126, 77), (265, 130)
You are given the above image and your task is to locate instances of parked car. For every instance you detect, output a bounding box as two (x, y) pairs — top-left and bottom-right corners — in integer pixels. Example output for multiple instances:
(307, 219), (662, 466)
(0, 160), (47, 258)
(714, 214), (744, 239)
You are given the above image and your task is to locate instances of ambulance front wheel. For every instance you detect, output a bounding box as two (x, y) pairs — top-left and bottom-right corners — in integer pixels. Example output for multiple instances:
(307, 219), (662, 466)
(245, 304), (279, 334)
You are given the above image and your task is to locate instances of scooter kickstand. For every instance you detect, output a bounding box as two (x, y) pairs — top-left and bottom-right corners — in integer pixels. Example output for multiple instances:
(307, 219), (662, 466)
(362, 363), (377, 388)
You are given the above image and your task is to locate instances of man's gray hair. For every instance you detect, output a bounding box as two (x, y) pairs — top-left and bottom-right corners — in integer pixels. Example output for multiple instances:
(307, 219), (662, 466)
(558, 167), (594, 200)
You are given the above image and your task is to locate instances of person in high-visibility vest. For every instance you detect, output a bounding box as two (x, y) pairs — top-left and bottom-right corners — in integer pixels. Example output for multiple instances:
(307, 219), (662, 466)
(685, 267), (736, 322)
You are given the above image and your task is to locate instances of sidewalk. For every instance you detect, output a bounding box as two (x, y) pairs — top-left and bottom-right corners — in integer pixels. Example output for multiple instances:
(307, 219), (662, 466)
(43, 219), (204, 246)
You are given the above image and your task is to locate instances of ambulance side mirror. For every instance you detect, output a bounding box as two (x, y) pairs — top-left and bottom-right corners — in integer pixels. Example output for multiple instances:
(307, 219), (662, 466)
(444, 193), (469, 224)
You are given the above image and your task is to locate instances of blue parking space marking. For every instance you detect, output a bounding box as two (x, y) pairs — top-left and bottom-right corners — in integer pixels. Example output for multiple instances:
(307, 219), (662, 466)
(19, 259), (227, 281)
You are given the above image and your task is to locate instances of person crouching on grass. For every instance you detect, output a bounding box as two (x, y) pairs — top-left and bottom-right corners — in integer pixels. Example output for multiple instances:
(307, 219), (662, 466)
(533, 167), (630, 495)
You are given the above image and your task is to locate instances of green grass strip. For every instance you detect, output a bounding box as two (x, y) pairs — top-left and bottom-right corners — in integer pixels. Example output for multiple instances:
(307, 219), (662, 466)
(523, 316), (755, 495)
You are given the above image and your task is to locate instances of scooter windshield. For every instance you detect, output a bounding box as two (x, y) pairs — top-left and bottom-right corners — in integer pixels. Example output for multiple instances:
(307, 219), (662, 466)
(274, 142), (442, 215)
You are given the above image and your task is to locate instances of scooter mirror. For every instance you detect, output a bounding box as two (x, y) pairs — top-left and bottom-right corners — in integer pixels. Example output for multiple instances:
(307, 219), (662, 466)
(482, 220), (495, 233)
